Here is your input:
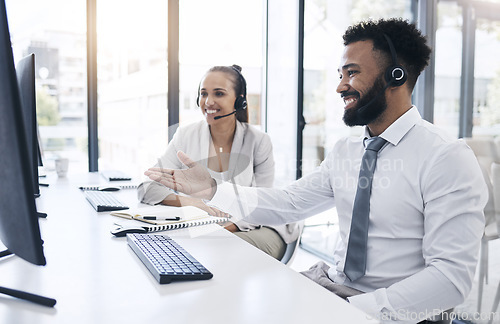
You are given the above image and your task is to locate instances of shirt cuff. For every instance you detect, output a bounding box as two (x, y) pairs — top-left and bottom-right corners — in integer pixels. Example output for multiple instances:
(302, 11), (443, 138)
(348, 289), (413, 323)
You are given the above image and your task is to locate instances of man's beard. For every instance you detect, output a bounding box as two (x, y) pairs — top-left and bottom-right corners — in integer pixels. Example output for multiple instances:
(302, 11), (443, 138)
(342, 77), (387, 127)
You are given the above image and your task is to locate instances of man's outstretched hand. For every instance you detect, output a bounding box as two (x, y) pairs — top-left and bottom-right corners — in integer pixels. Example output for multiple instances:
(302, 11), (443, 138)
(145, 151), (217, 200)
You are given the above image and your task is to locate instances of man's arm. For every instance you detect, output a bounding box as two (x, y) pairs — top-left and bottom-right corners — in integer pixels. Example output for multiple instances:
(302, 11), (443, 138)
(138, 129), (185, 205)
(146, 150), (336, 225)
(209, 156), (336, 225)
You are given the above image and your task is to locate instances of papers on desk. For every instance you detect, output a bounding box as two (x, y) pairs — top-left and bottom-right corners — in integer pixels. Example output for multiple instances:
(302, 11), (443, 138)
(110, 205), (231, 236)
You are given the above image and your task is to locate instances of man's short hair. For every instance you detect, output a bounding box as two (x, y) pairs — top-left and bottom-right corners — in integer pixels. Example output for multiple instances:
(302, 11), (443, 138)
(343, 18), (431, 90)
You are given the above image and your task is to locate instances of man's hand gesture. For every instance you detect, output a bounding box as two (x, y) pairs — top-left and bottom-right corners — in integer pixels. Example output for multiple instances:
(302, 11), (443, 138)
(145, 151), (217, 200)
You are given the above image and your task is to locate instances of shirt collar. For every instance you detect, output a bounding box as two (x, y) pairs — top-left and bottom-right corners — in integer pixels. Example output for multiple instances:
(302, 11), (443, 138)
(362, 106), (420, 146)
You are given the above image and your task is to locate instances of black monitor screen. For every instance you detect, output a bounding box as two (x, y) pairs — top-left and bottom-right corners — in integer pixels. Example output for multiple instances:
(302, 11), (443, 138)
(16, 53), (40, 197)
(0, 0), (45, 266)
(37, 126), (44, 167)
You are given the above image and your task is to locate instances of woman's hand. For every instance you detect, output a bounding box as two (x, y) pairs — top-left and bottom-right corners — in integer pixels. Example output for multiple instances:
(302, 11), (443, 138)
(223, 222), (239, 233)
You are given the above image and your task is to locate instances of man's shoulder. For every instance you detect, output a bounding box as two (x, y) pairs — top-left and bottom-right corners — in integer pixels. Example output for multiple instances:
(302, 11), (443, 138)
(413, 119), (466, 150)
(416, 119), (453, 141)
(405, 120), (476, 168)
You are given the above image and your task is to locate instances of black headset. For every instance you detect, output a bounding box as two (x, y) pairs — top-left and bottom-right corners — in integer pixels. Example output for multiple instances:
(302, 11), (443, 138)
(196, 66), (248, 112)
(382, 33), (407, 87)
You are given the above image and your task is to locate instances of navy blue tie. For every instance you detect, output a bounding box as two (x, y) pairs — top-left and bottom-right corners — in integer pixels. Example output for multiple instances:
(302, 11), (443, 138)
(344, 137), (387, 282)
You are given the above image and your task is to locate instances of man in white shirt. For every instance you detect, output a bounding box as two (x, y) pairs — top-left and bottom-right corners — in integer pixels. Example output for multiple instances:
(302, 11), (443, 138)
(145, 18), (487, 323)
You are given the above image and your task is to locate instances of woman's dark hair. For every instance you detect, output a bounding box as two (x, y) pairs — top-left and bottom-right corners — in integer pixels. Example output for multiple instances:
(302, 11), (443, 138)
(343, 18), (431, 90)
(206, 64), (249, 123)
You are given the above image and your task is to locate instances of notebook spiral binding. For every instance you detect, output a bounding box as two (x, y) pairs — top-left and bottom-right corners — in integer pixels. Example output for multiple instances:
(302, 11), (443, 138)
(79, 184), (138, 191)
(143, 218), (228, 232)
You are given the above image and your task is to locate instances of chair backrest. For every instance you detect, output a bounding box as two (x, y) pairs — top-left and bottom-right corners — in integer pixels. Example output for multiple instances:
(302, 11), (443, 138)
(280, 223), (304, 265)
(494, 136), (500, 160)
(464, 137), (500, 178)
(465, 137), (499, 230)
(479, 161), (496, 230)
(280, 237), (301, 265)
(491, 163), (500, 236)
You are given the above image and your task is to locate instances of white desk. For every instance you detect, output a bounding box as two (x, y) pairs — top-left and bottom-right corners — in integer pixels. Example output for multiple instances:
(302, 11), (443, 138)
(0, 172), (377, 324)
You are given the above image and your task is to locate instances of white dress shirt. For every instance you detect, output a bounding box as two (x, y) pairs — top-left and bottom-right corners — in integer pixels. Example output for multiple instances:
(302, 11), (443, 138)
(208, 107), (487, 322)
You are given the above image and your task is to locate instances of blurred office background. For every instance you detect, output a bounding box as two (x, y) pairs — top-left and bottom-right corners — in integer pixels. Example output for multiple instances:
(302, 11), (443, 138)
(5, 1), (500, 321)
(5, 0), (500, 182)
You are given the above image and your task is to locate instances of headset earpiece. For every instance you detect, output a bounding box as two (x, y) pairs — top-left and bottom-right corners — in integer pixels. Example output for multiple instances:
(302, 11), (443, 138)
(384, 65), (407, 86)
(234, 95), (247, 111)
(231, 66), (248, 112)
(196, 82), (201, 107)
(382, 34), (407, 87)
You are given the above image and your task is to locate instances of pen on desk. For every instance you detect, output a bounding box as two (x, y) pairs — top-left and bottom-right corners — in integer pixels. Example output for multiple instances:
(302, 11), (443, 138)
(141, 216), (181, 221)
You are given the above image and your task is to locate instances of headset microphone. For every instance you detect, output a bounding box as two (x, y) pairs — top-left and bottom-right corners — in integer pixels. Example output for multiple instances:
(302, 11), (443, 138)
(214, 110), (237, 120)
(353, 81), (392, 114)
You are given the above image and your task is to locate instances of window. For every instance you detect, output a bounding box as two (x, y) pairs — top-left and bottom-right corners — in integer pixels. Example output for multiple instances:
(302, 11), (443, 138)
(97, 0), (266, 177)
(433, 1), (462, 137)
(299, 0), (414, 262)
(178, 0), (265, 127)
(472, 18), (500, 137)
(266, 0), (301, 186)
(96, 0), (168, 178)
(6, 0), (87, 173)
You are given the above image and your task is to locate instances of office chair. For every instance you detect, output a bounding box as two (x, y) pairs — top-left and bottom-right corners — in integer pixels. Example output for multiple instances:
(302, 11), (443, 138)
(464, 137), (500, 312)
(417, 308), (453, 324)
(487, 162), (500, 324)
(280, 223), (304, 265)
(280, 237), (301, 265)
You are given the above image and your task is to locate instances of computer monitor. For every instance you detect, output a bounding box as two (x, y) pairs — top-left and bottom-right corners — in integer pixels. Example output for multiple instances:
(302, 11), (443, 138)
(16, 53), (40, 197)
(0, 0), (55, 307)
(37, 126), (44, 167)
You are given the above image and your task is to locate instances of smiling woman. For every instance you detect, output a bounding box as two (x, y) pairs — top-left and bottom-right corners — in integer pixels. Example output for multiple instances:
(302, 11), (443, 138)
(196, 65), (248, 172)
(138, 65), (303, 261)
(95, 0), (265, 178)
(198, 65), (248, 125)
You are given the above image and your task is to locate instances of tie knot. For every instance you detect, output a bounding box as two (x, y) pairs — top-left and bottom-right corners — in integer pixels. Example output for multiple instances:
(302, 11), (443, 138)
(366, 137), (387, 153)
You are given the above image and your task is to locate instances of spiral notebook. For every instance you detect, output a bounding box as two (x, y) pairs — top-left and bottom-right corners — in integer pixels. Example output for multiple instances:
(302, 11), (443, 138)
(79, 184), (138, 190)
(110, 205), (230, 236)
